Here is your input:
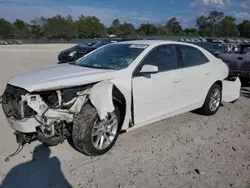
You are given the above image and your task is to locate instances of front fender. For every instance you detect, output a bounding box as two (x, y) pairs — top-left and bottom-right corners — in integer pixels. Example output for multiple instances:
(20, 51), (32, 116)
(89, 81), (115, 120)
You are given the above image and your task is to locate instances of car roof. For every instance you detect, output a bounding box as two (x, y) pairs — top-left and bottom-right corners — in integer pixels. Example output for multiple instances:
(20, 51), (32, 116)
(102, 38), (124, 41)
(117, 40), (206, 47)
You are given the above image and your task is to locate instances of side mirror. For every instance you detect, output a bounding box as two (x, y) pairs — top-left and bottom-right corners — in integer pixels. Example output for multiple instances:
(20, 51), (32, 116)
(140, 64), (159, 74)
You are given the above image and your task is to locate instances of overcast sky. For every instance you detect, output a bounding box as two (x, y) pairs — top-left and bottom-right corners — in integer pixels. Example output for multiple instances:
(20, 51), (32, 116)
(0, 0), (249, 27)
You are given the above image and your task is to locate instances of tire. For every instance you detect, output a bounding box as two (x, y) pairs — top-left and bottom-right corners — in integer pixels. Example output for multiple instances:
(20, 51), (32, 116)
(199, 83), (222, 116)
(72, 103), (121, 156)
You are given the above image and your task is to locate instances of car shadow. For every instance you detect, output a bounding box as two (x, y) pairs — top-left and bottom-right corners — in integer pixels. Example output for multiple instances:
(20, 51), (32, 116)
(0, 145), (72, 188)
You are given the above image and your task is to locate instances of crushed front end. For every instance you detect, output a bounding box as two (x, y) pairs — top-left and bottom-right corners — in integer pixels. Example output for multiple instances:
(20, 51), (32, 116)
(1, 84), (91, 146)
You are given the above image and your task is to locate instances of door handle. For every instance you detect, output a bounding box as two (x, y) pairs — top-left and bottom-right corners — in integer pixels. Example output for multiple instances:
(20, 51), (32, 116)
(237, 57), (243, 60)
(205, 72), (211, 75)
(172, 78), (182, 83)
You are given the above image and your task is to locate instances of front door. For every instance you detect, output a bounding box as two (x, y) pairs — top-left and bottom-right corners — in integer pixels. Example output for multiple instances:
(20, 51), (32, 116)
(132, 44), (184, 125)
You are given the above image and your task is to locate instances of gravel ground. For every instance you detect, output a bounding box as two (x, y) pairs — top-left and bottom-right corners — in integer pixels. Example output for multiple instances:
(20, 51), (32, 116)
(0, 44), (250, 188)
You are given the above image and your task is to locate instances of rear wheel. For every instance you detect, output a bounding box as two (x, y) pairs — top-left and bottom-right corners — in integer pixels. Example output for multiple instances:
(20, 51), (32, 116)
(72, 103), (120, 156)
(199, 83), (222, 115)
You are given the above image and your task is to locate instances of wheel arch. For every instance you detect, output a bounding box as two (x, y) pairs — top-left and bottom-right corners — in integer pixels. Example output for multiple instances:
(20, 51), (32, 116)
(214, 80), (222, 89)
(201, 80), (223, 106)
(112, 85), (126, 130)
(89, 81), (127, 130)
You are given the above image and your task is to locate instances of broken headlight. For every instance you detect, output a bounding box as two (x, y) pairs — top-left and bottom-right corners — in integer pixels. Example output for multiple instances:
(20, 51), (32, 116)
(1, 84), (35, 119)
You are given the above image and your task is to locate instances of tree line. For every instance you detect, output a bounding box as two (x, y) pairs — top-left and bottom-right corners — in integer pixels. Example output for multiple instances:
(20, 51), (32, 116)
(0, 11), (250, 40)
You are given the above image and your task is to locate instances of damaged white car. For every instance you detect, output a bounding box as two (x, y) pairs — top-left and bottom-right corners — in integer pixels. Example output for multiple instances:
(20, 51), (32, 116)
(1, 40), (241, 157)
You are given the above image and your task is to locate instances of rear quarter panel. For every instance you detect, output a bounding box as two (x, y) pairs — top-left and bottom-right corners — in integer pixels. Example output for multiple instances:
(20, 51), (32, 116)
(211, 58), (241, 102)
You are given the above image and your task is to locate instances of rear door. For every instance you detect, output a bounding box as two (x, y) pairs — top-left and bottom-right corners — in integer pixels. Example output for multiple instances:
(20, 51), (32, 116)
(176, 45), (214, 108)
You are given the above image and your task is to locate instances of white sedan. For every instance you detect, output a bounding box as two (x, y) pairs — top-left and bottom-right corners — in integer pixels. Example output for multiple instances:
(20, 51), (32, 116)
(1, 40), (241, 156)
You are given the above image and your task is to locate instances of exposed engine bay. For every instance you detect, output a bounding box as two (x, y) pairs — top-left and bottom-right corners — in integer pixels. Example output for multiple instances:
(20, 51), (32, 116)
(1, 84), (95, 146)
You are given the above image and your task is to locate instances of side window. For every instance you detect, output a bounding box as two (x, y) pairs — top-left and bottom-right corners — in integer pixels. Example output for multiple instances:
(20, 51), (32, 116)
(179, 45), (209, 68)
(141, 45), (178, 72)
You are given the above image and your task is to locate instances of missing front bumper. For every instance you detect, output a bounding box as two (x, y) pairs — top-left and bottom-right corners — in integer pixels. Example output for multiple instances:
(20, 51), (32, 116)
(6, 117), (40, 133)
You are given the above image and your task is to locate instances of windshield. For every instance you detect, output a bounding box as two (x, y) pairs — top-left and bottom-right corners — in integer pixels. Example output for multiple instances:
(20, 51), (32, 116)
(75, 43), (148, 70)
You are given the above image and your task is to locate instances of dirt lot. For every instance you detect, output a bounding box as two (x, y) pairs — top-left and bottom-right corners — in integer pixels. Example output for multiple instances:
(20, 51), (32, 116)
(0, 44), (250, 188)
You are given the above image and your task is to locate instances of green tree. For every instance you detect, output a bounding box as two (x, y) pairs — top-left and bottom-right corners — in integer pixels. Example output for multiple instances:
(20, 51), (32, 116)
(45, 15), (77, 40)
(77, 15), (106, 38)
(184, 28), (198, 36)
(0, 18), (15, 39)
(207, 11), (225, 37)
(112, 19), (120, 28)
(166, 17), (182, 35)
(107, 19), (122, 35)
(238, 20), (250, 38)
(13, 19), (31, 39)
(119, 22), (136, 36)
(137, 23), (158, 36)
(216, 16), (239, 37)
(196, 11), (225, 37)
(65, 15), (78, 40)
(196, 15), (210, 36)
(157, 26), (171, 36)
(30, 17), (47, 39)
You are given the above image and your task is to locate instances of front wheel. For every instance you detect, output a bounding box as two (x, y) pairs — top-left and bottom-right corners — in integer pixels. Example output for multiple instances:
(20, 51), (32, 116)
(72, 103), (120, 156)
(199, 83), (222, 115)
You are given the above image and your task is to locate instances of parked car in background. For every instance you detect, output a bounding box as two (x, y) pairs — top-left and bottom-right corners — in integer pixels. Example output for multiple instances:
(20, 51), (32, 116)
(236, 39), (243, 44)
(0, 40), (8, 45)
(6, 40), (14, 44)
(87, 41), (96, 46)
(243, 39), (249, 43)
(206, 38), (215, 43)
(200, 38), (207, 42)
(58, 38), (136, 63)
(15, 40), (23, 44)
(224, 39), (238, 44)
(216, 40), (224, 44)
(217, 43), (250, 84)
(188, 42), (227, 57)
(1, 40), (241, 157)
(194, 38), (201, 42)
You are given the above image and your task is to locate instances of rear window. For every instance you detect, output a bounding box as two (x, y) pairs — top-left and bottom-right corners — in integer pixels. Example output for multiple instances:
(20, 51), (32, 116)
(179, 45), (209, 68)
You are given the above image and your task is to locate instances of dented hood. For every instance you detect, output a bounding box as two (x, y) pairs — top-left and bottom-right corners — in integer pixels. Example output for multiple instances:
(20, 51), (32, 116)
(8, 64), (117, 92)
